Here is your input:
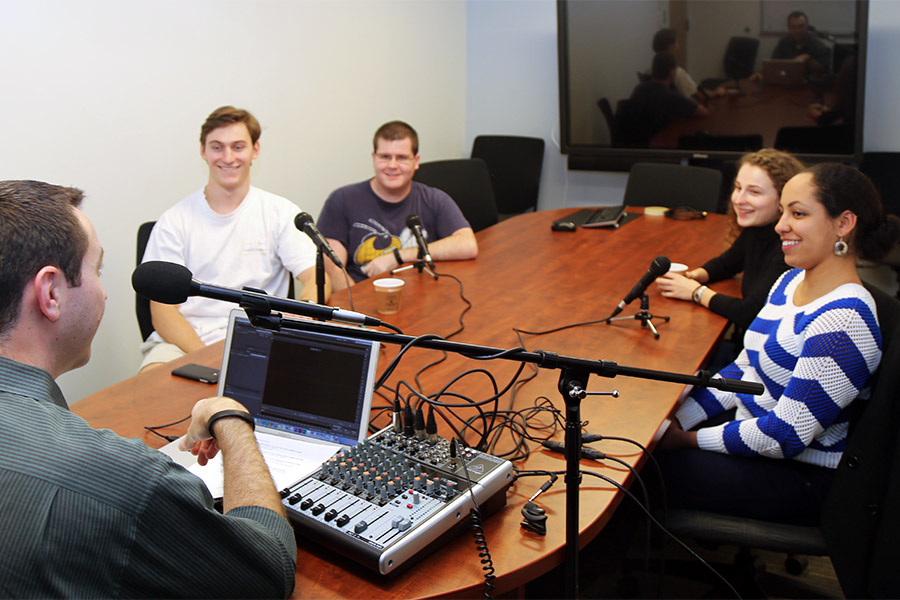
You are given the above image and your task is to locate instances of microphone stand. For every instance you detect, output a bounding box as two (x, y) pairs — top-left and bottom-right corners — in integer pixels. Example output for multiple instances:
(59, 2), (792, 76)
(238, 303), (762, 599)
(314, 248), (327, 306)
(391, 253), (438, 280)
(605, 293), (670, 339)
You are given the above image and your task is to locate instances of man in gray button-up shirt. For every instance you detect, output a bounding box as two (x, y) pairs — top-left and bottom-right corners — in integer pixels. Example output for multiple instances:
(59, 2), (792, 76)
(0, 180), (297, 598)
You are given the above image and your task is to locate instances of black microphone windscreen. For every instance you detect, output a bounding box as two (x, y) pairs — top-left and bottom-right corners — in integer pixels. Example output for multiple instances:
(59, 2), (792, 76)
(294, 211), (314, 229)
(650, 256), (671, 276)
(132, 261), (194, 304)
(406, 213), (422, 228)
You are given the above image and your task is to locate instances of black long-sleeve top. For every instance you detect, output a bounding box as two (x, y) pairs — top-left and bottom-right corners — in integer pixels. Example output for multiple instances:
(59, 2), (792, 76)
(701, 225), (789, 331)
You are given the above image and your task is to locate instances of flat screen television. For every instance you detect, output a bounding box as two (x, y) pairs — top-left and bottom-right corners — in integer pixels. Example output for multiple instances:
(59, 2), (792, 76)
(557, 0), (868, 171)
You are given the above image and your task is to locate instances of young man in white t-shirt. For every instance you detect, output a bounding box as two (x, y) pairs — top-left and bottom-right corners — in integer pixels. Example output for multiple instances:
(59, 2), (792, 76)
(139, 106), (327, 370)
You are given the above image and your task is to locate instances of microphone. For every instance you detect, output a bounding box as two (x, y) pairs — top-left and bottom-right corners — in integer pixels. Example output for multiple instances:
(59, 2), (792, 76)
(294, 212), (343, 269)
(405, 214), (434, 269)
(609, 256), (671, 318)
(132, 261), (381, 327)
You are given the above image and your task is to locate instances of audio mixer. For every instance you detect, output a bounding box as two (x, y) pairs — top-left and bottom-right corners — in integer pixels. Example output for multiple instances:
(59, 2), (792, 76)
(280, 405), (514, 575)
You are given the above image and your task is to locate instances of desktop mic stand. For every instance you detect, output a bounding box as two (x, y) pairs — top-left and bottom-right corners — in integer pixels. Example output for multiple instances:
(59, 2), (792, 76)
(239, 303), (763, 600)
(392, 258), (438, 280)
(605, 293), (670, 339)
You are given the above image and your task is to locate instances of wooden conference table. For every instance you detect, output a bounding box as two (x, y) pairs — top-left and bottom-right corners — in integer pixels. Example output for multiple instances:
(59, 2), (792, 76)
(75, 207), (739, 598)
(652, 77), (818, 148)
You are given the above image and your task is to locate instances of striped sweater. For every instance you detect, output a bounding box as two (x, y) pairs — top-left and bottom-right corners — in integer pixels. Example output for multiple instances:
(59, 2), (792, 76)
(676, 268), (882, 468)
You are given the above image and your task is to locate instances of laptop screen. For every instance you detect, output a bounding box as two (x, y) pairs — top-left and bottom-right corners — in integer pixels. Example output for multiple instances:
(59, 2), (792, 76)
(217, 310), (380, 447)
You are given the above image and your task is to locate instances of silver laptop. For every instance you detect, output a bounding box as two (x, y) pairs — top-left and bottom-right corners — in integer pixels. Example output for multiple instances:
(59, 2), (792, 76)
(761, 59), (806, 87)
(162, 309), (379, 496)
(217, 309), (379, 449)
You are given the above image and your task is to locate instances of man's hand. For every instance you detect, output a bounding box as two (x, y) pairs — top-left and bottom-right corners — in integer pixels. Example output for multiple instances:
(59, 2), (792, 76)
(363, 252), (399, 278)
(178, 396), (250, 465)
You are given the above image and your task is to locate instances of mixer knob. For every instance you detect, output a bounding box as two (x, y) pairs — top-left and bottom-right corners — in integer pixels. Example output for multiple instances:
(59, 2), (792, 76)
(354, 520), (368, 533)
(300, 498), (314, 511)
(335, 514), (350, 527)
(324, 509), (338, 521)
(311, 503), (326, 516)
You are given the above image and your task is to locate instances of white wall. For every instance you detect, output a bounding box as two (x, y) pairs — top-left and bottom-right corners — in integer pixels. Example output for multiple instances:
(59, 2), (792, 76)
(0, 0), (467, 402)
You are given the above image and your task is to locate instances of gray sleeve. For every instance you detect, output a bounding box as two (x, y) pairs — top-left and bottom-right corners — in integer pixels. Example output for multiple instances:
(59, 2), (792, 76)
(122, 462), (297, 599)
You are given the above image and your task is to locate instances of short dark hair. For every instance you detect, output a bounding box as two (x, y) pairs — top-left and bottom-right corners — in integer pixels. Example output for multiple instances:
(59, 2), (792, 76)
(200, 106), (261, 146)
(787, 11), (808, 23)
(652, 28), (677, 53)
(651, 51), (677, 80)
(806, 163), (900, 261)
(373, 121), (419, 155)
(0, 180), (86, 337)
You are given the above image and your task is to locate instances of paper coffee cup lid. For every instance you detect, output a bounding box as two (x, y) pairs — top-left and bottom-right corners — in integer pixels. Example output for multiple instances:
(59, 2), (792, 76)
(374, 278), (404, 289)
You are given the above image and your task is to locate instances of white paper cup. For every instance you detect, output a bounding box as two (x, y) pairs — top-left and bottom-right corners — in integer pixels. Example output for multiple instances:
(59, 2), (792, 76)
(373, 278), (405, 315)
(668, 263), (689, 274)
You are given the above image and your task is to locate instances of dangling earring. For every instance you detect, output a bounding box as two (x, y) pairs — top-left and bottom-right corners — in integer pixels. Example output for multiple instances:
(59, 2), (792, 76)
(834, 236), (849, 257)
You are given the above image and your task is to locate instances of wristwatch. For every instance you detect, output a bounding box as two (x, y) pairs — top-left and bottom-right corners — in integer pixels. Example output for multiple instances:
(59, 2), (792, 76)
(393, 247), (404, 265)
(692, 285), (708, 304)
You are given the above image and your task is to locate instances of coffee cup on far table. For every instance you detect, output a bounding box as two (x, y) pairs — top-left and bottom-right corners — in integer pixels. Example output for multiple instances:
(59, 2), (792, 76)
(373, 278), (405, 315)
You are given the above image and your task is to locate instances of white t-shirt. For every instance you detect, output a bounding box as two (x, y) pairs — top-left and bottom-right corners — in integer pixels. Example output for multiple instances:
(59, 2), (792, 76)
(674, 66), (698, 98)
(142, 187), (317, 344)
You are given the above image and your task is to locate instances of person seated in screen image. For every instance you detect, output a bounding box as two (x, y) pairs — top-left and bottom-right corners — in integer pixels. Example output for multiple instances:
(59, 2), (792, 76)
(627, 51), (709, 143)
(655, 164), (900, 525)
(772, 10), (831, 76)
(140, 106), (327, 371)
(316, 120), (478, 291)
(651, 28), (725, 102)
(656, 149), (804, 334)
(0, 181), (296, 598)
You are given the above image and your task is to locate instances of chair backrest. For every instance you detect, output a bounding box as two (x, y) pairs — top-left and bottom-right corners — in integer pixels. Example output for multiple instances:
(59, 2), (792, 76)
(470, 135), (545, 216)
(597, 98), (617, 145)
(135, 221), (156, 342)
(724, 36), (760, 80)
(413, 158), (499, 232)
(622, 162), (723, 212)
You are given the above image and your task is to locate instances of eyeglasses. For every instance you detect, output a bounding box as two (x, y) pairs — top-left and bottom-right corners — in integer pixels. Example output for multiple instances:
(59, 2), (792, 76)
(375, 154), (415, 166)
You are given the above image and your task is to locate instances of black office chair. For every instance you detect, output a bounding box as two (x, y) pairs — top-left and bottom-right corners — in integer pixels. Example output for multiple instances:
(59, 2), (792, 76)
(701, 36), (760, 90)
(774, 124), (854, 155)
(135, 221), (157, 342)
(413, 158), (499, 233)
(665, 283), (900, 598)
(858, 152), (900, 298)
(470, 135), (544, 219)
(622, 163), (722, 213)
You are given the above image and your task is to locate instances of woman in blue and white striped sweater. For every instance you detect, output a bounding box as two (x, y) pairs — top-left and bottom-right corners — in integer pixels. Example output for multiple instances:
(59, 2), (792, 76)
(657, 163), (900, 525)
